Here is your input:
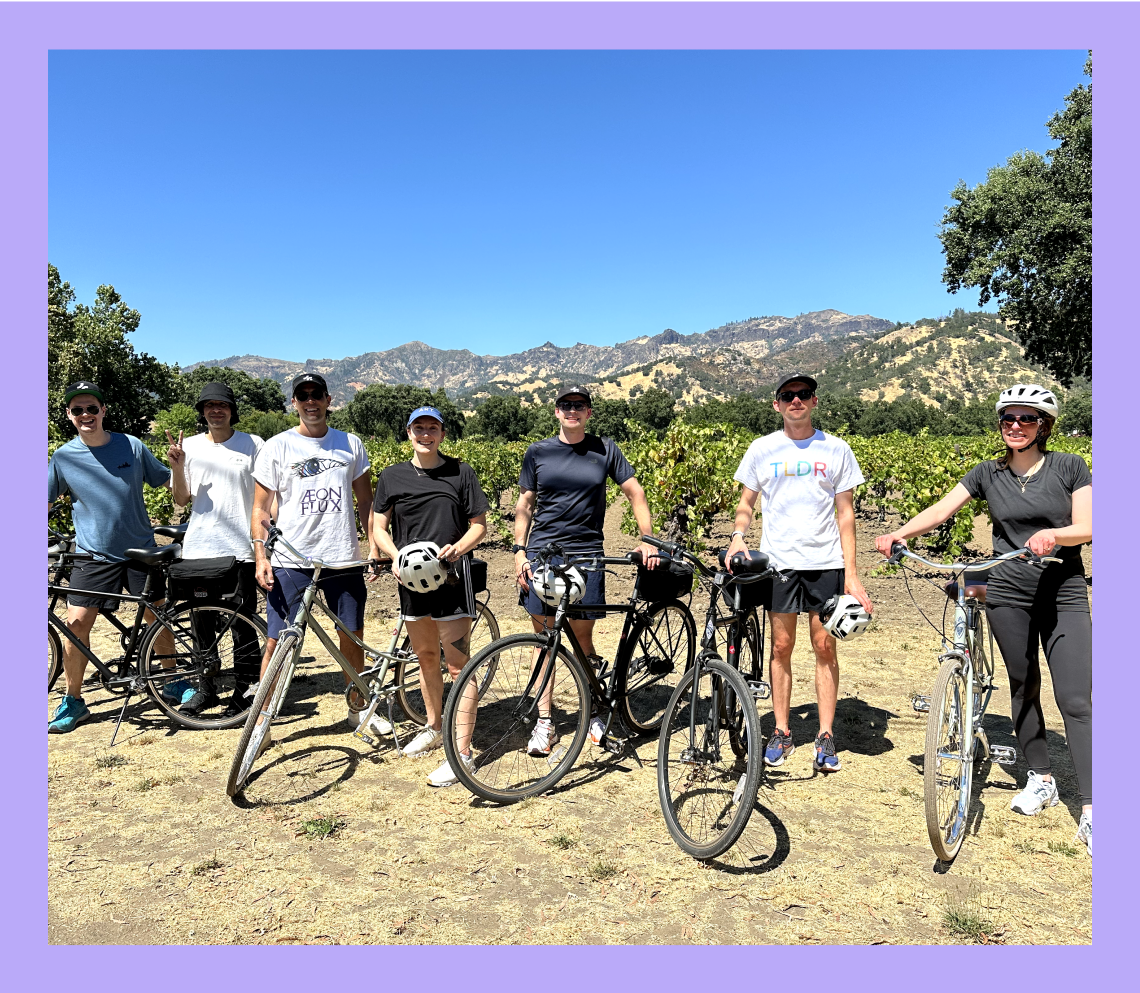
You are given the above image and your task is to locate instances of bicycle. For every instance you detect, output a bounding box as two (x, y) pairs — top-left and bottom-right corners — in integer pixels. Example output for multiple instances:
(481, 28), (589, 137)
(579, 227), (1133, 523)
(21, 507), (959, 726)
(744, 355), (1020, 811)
(439, 541), (697, 803)
(48, 523), (268, 741)
(885, 541), (1062, 863)
(225, 526), (499, 797)
(650, 538), (779, 859)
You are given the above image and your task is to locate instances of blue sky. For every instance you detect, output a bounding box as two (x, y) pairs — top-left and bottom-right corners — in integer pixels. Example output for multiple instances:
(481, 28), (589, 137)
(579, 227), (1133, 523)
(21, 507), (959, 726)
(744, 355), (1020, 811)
(49, 50), (1088, 368)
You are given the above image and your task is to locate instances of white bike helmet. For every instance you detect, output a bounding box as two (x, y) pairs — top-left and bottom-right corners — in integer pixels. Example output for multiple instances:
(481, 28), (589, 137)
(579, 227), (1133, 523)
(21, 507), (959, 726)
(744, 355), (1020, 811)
(995, 384), (1060, 420)
(820, 595), (872, 641)
(397, 540), (447, 592)
(531, 564), (588, 607)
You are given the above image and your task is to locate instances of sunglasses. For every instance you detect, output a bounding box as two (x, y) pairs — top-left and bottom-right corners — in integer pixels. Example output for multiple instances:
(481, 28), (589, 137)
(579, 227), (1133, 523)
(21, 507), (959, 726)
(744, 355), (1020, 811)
(999, 413), (1041, 426)
(777, 389), (815, 403)
(294, 389), (327, 402)
(68, 404), (102, 417)
(557, 401), (589, 412)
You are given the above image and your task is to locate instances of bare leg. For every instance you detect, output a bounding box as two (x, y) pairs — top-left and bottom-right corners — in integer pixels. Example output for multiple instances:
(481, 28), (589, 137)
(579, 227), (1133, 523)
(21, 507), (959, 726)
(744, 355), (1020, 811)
(808, 612), (839, 736)
(406, 617), (444, 728)
(768, 611), (798, 733)
(62, 605), (99, 699)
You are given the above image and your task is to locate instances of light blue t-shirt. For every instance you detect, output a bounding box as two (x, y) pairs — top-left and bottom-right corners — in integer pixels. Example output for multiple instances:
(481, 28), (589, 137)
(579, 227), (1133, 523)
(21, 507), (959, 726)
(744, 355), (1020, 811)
(48, 434), (171, 562)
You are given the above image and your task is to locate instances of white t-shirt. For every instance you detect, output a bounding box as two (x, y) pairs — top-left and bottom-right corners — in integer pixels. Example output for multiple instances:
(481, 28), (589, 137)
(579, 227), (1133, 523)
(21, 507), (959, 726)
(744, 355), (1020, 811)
(182, 431), (265, 561)
(253, 427), (371, 569)
(734, 429), (865, 571)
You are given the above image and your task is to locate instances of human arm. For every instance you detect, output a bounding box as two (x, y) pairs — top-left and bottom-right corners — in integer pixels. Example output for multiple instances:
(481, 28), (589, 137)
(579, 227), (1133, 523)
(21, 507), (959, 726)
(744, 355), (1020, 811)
(874, 483), (975, 556)
(351, 472), (380, 575)
(371, 505), (400, 579)
(250, 481), (277, 591)
(836, 489), (872, 612)
(725, 486), (760, 571)
(165, 430), (190, 506)
(138, 438), (173, 490)
(514, 488), (536, 591)
(1026, 484), (1092, 556)
(619, 476), (659, 568)
(439, 514), (487, 563)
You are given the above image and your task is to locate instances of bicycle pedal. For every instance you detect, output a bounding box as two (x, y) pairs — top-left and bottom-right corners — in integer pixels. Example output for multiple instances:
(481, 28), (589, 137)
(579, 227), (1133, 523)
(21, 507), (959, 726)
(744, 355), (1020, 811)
(353, 731), (375, 746)
(601, 736), (626, 755)
(749, 680), (771, 700)
(989, 745), (1018, 766)
(912, 695), (931, 713)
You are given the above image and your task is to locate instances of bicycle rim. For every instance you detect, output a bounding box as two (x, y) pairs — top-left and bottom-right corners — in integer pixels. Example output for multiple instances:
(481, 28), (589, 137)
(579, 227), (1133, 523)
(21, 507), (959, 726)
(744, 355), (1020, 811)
(622, 600), (696, 734)
(226, 633), (297, 797)
(924, 657), (971, 862)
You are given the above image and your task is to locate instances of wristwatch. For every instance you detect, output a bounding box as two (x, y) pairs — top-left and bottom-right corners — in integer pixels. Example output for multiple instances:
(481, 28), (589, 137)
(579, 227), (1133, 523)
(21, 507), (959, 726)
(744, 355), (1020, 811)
(730, 530), (746, 540)
(511, 544), (526, 554)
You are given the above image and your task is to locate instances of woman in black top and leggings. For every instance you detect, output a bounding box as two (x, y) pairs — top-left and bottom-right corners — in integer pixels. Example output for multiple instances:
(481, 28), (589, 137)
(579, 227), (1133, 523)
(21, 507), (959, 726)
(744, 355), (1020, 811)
(876, 385), (1092, 856)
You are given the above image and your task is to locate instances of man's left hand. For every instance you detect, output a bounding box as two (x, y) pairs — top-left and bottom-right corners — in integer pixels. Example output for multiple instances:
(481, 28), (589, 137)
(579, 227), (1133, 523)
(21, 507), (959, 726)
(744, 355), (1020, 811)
(635, 541), (659, 570)
(846, 574), (873, 613)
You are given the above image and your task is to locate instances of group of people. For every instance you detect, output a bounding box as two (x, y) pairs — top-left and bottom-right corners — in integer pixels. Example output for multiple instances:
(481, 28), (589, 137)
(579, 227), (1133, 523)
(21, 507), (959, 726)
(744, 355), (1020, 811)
(47, 370), (1092, 853)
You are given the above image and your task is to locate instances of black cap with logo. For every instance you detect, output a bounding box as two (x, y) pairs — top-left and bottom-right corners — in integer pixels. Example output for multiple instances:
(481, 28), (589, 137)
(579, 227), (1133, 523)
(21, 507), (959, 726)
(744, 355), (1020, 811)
(555, 385), (593, 405)
(774, 372), (819, 395)
(292, 373), (329, 397)
(63, 381), (105, 405)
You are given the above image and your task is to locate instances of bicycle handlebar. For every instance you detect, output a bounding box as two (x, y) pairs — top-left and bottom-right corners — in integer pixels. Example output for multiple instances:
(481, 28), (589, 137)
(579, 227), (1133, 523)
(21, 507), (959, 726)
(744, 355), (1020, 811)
(262, 525), (380, 572)
(887, 542), (1063, 572)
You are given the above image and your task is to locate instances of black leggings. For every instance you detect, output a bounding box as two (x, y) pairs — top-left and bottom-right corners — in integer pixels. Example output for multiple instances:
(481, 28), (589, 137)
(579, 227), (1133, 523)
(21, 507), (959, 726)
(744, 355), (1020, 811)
(987, 604), (1091, 805)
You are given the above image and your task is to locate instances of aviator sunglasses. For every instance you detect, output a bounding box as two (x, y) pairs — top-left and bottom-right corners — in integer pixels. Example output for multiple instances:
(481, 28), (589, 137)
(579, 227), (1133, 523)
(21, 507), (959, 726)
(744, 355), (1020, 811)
(999, 413), (1042, 426)
(69, 404), (102, 417)
(294, 389), (328, 402)
(777, 388), (815, 403)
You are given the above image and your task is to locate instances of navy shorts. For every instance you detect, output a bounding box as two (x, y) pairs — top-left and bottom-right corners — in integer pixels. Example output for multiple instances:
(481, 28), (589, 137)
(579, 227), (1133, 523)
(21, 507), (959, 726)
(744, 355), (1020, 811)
(267, 567), (366, 640)
(519, 551), (607, 621)
(769, 568), (844, 615)
(67, 558), (166, 610)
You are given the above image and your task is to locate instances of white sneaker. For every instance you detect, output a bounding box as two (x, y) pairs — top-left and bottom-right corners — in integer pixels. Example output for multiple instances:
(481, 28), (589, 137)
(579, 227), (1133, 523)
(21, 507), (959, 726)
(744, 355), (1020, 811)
(346, 706), (393, 736)
(1010, 771), (1060, 815)
(527, 718), (557, 757)
(427, 751), (475, 787)
(403, 727), (444, 757)
(1075, 810), (1092, 857)
(588, 716), (606, 747)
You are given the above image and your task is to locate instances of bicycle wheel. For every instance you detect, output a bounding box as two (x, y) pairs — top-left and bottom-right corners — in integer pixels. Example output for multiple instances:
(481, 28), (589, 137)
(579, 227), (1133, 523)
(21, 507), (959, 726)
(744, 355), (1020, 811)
(622, 599), (696, 734)
(726, 611), (763, 759)
(49, 626), (63, 691)
(140, 603), (268, 731)
(441, 633), (590, 803)
(395, 601), (500, 726)
(226, 632), (300, 797)
(924, 656), (972, 862)
(658, 657), (761, 859)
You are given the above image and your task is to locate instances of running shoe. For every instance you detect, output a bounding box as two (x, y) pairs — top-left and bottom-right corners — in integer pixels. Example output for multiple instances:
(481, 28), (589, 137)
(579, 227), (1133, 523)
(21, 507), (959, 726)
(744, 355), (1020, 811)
(346, 706), (393, 736)
(180, 690), (221, 716)
(48, 695), (90, 734)
(527, 718), (558, 757)
(403, 727), (444, 757)
(813, 731), (842, 773)
(159, 678), (195, 705)
(427, 751), (476, 788)
(764, 728), (795, 767)
(1010, 771), (1059, 815)
(1075, 810), (1092, 857)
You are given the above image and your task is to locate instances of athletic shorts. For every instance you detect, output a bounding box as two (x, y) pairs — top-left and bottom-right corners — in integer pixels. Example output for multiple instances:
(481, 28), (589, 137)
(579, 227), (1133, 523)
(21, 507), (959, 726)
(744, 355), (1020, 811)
(519, 551), (607, 621)
(769, 568), (844, 615)
(267, 566), (366, 640)
(67, 558), (166, 610)
(399, 554), (476, 622)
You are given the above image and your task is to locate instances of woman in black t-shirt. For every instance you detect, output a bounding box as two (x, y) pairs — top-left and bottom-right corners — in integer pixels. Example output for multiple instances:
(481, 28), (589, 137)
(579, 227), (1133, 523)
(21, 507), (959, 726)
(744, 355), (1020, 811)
(372, 407), (488, 787)
(875, 385), (1092, 856)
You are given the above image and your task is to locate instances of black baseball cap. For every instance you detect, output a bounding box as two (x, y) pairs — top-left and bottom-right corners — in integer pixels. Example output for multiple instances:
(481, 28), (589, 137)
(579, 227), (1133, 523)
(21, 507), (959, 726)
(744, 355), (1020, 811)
(292, 373), (328, 397)
(774, 372), (818, 395)
(194, 382), (238, 413)
(63, 381), (104, 405)
(555, 385), (593, 405)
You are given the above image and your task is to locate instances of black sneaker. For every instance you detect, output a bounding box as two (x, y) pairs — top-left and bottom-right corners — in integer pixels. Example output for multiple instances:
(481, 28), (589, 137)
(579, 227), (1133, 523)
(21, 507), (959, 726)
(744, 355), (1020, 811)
(180, 690), (221, 716)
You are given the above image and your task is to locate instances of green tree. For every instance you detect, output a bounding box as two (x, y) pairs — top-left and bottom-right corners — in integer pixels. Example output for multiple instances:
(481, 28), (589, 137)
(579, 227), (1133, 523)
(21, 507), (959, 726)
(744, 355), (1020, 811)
(939, 55), (1091, 385)
(174, 365), (286, 417)
(331, 384), (464, 439)
(629, 388), (677, 433)
(1059, 387), (1092, 436)
(467, 395), (532, 442)
(588, 398), (632, 441)
(150, 403), (199, 444)
(48, 264), (178, 438)
(235, 410), (299, 440)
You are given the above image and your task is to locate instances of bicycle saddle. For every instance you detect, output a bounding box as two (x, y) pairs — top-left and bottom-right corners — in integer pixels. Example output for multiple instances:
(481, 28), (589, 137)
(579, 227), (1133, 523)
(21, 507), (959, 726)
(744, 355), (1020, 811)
(944, 571), (988, 603)
(153, 523), (189, 542)
(123, 544), (183, 566)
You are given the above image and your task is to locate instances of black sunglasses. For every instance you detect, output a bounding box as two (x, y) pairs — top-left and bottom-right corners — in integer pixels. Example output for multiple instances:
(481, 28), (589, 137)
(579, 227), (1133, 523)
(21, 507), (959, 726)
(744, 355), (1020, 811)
(777, 389), (815, 403)
(294, 389), (327, 402)
(557, 401), (589, 412)
(999, 413), (1041, 425)
(68, 404), (102, 417)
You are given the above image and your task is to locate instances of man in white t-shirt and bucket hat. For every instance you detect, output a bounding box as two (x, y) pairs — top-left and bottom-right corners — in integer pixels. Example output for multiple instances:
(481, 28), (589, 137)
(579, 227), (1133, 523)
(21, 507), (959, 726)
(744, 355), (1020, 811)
(726, 372), (873, 774)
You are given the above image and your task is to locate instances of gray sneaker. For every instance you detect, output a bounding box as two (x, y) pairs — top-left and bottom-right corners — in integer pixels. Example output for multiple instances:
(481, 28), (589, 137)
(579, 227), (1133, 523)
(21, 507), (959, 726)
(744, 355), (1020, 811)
(1075, 810), (1092, 857)
(1010, 771), (1059, 815)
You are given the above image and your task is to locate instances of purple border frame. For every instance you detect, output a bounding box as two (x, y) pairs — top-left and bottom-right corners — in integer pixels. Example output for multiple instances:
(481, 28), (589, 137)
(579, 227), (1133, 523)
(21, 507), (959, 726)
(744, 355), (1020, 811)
(7, 0), (1131, 980)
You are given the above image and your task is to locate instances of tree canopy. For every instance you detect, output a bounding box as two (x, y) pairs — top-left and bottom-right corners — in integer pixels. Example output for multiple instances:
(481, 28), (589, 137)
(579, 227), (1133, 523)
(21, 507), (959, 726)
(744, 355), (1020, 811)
(328, 383), (464, 440)
(939, 55), (1091, 386)
(173, 365), (287, 417)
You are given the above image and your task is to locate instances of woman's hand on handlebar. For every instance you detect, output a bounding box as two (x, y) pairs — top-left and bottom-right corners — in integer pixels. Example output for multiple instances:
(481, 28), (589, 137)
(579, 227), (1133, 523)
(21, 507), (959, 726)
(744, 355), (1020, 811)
(725, 532), (749, 572)
(875, 533), (907, 557)
(1025, 529), (1058, 559)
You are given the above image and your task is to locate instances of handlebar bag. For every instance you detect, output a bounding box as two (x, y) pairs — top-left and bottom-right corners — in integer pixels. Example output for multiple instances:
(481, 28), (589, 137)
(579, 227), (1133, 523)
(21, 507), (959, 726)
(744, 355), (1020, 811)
(635, 560), (694, 602)
(168, 555), (241, 603)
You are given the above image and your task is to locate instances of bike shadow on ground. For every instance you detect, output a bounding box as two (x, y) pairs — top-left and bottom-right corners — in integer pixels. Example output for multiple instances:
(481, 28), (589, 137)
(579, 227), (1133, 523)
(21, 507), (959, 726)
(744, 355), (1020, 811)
(464, 746), (640, 809)
(701, 801), (792, 875)
(229, 743), (362, 808)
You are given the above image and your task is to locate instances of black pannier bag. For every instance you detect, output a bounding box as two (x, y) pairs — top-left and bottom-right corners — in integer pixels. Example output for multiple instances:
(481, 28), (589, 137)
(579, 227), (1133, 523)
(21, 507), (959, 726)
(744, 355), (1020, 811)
(636, 560), (694, 602)
(167, 555), (242, 603)
(470, 557), (488, 595)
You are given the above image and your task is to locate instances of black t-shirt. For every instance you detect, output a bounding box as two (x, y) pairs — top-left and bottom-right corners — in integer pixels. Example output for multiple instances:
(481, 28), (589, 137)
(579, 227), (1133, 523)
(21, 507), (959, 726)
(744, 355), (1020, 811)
(519, 435), (636, 553)
(961, 451), (1092, 611)
(373, 456), (489, 550)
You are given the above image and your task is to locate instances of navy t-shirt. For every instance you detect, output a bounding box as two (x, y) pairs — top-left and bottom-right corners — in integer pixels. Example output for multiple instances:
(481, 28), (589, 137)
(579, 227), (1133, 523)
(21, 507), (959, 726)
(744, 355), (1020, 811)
(374, 456), (489, 550)
(519, 435), (635, 554)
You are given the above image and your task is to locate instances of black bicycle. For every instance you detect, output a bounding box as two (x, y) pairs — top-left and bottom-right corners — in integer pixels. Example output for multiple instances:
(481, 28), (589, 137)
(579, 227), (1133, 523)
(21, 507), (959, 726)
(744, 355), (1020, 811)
(440, 542), (697, 803)
(651, 538), (779, 859)
(48, 524), (267, 740)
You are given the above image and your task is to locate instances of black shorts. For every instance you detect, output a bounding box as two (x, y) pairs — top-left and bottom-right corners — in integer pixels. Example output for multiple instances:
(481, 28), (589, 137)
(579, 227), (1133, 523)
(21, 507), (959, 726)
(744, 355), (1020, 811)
(399, 554), (477, 621)
(519, 550), (607, 621)
(67, 558), (166, 610)
(769, 568), (844, 615)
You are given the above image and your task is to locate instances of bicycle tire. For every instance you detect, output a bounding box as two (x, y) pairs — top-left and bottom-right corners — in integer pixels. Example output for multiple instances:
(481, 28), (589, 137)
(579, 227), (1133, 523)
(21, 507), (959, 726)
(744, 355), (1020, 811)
(726, 610), (763, 758)
(49, 626), (63, 691)
(621, 599), (696, 734)
(395, 601), (500, 726)
(441, 633), (590, 804)
(140, 603), (268, 731)
(226, 631), (300, 797)
(924, 656), (972, 862)
(658, 657), (761, 860)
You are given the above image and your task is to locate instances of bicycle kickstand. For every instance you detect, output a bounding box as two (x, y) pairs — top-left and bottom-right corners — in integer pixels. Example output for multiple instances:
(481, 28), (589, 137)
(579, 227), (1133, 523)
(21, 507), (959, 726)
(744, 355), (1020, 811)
(109, 691), (133, 747)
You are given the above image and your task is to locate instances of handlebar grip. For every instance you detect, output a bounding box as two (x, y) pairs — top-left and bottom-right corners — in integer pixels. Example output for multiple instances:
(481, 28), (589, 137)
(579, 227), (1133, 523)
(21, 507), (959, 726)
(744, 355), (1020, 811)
(641, 535), (677, 555)
(717, 549), (770, 574)
(887, 540), (907, 564)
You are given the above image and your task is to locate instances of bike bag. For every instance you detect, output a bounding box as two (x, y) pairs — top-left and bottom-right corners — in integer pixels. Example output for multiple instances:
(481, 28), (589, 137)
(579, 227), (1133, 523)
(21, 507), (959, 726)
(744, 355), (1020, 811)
(167, 555), (242, 603)
(635, 558), (694, 602)
(470, 557), (488, 595)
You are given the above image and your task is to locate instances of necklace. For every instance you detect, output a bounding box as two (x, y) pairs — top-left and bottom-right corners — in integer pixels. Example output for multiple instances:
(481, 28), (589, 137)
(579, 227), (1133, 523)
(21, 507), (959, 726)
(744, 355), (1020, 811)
(411, 458), (443, 476)
(1012, 455), (1046, 493)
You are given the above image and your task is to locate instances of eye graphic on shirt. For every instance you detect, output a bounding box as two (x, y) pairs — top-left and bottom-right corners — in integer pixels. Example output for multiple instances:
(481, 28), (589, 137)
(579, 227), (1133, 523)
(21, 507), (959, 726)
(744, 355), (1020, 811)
(291, 457), (349, 479)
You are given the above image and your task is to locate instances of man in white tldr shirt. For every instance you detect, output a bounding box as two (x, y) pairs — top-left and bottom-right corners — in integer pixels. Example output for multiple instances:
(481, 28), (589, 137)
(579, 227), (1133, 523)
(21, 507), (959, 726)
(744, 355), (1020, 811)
(726, 373), (873, 775)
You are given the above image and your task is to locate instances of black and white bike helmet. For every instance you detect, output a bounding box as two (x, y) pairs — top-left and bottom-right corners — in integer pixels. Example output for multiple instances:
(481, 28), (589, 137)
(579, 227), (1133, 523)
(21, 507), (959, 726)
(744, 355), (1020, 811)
(531, 564), (588, 607)
(396, 541), (447, 592)
(820, 595), (872, 641)
(995, 384), (1060, 420)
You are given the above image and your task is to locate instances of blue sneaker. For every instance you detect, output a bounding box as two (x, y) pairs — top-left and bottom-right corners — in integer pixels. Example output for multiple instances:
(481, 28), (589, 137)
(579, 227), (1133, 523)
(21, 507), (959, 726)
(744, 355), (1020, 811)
(48, 695), (91, 734)
(159, 678), (195, 705)
(813, 731), (842, 772)
(764, 728), (795, 767)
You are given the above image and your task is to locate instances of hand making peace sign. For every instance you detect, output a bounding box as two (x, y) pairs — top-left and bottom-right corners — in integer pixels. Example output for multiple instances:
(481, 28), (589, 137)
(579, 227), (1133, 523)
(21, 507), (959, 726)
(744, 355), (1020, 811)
(165, 429), (185, 469)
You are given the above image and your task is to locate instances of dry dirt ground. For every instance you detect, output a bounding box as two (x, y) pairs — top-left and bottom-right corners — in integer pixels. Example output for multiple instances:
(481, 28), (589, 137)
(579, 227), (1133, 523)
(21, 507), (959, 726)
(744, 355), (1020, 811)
(48, 502), (1092, 946)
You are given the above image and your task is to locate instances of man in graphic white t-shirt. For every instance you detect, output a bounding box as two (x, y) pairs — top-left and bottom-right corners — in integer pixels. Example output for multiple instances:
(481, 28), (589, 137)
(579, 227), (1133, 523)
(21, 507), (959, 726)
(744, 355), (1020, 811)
(250, 373), (382, 741)
(727, 372), (873, 775)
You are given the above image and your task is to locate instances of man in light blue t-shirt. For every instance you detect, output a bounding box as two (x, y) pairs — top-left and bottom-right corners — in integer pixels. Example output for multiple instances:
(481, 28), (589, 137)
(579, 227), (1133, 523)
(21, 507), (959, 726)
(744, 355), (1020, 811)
(47, 382), (173, 733)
